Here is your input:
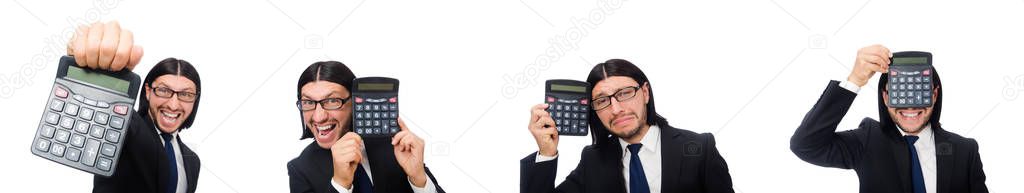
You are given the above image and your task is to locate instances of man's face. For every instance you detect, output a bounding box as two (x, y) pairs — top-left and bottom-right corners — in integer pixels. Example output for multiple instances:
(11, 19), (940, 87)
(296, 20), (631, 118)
(145, 75), (197, 134)
(592, 76), (649, 139)
(882, 84), (939, 134)
(300, 81), (353, 149)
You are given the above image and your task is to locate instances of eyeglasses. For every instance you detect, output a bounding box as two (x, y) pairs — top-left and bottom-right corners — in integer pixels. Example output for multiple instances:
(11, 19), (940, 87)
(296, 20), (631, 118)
(152, 86), (198, 102)
(296, 97), (351, 111)
(592, 86), (640, 111)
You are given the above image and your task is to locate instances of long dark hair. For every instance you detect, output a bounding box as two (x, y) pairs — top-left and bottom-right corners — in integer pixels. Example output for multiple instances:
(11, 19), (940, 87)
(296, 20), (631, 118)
(585, 59), (670, 145)
(138, 57), (202, 131)
(296, 61), (356, 139)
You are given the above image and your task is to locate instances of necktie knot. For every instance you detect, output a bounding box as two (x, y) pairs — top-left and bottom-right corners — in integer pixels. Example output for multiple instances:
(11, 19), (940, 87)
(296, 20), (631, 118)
(905, 135), (919, 144)
(627, 143), (643, 156)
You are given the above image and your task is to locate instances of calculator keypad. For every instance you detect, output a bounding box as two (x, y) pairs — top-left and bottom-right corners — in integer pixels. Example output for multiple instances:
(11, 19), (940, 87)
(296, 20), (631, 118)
(546, 96), (589, 136)
(889, 69), (933, 107)
(352, 96), (399, 137)
(33, 85), (129, 176)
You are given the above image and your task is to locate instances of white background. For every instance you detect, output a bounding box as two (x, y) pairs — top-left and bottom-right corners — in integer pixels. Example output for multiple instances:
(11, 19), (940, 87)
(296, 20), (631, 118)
(2, 0), (1023, 192)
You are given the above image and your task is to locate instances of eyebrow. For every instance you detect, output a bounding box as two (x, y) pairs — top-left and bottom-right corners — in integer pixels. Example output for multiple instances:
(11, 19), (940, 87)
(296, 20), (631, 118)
(153, 82), (196, 92)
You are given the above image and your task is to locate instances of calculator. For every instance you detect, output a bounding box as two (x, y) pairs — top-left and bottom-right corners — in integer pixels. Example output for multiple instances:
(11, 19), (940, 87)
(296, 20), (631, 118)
(351, 77), (400, 137)
(31, 56), (140, 177)
(545, 79), (590, 136)
(888, 51), (934, 108)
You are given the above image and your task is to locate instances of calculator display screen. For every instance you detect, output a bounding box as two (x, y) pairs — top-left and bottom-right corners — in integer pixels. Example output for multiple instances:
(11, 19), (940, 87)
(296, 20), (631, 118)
(66, 65), (131, 94)
(357, 83), (395, 91)
(893, 57), (928, 65)
(551, 84), (586, 93)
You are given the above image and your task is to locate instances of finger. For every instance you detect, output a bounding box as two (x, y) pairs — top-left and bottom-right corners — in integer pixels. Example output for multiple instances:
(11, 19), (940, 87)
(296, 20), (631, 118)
(110, 29), (133, 71)
(127, 45), (143, 70)
(72, 25), (90, 67)
(86, 22), (105, 69)
(98, 21), (121, 70)
(392, 131), (409, 145)
(397, 117), (408, 132)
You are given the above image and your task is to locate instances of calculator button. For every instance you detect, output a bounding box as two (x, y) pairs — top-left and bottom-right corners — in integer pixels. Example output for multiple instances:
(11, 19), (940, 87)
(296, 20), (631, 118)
(50, 99), (65, 112)
(70, 134), (86, 148)
(54, 87), (68, 98)
(373, 112), (381, 119)
(389, 104), (397, 111)
(922, 70), (931, 76)
(74, 121), (90, 134)
(59, 116), (75, 129)
(96, 101), (110, 108)
(547, 97), (555, 103)
(45, 112), (60, 125)
(388, 97), (397, 103)
(924, 98), (931, 105)
(90, 125), (105, 138)
(373, 120), (381, 127)
(35, 140), (50, 152)
(97, 158), (112, 171)
(50, 144), (67, 157)
(923, 76), (930, 82)
(83, 98), (98, 107)
(356, 113), (364, 119)
(73, 95), (85, 103)
(94, 112), (108, 125)
(355, 97), (364, 103)
(79, 107), (94, 121)
(55, 130), (71, 143)
(82, 139), (100, 166)
(101, 143), (116, 157)
(373, 104), (381, 111)
(65, 103), (80, 116)
(109, 116), (125, 130)
(389, 112), (398, 119)
(924, 84), (931, 90)
(113, 105), (129, 115)
(389, 120), (397, 127)
(39, 125), (56, 138)
(103, 130), (120, 143)
(65, 148), (81, 162)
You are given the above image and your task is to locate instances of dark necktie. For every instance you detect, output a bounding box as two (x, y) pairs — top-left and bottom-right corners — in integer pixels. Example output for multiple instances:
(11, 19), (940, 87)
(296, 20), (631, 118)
(905, 136), (926, 193)
(627, 144), (650, 193)
(353, 164), (373, 193)
(161, 133), (178, 193)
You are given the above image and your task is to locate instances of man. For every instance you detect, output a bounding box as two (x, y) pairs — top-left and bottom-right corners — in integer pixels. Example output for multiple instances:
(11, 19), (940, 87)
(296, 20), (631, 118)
(67, 21), (203, 193)
(790, 45), (988, 193)
(521, 59), (734, 193)
(287, 61), (444, 193)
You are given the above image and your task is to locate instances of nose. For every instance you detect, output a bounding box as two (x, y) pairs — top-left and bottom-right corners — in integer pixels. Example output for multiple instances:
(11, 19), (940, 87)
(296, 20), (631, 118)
(608, 97), (625, 115)
(165, 95), (182, 110)
(310, 105), (328, 123)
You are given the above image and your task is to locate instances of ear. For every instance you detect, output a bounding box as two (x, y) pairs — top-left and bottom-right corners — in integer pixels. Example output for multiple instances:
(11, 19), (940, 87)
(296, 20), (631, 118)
(642, 82), (651, 104)
(882, 89), (890, 106)
(144, 85), (152, 101)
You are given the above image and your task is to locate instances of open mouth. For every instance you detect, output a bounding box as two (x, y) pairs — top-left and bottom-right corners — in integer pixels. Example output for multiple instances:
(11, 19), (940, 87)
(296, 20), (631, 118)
(160, 110), (181, 124)
(897, 109), (923, 121)
(316, 124), (337, 138)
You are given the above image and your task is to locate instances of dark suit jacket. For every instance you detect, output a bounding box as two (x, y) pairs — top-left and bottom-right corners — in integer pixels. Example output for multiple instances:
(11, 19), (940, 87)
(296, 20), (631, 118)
(94, 112), (201, 193)
(520, 125), (734, 193)
(288, 138), (445, 193)
(790, 81), (987, 193)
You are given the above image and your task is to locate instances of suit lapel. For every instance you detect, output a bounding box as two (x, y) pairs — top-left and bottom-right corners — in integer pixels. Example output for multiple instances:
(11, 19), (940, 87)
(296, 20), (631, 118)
(659, 127), (682, 192)
(934, 129), (954, 193)
(599, 139), (627, 193)
(889, 136), (912, 192)
(178, 138), (200, 193)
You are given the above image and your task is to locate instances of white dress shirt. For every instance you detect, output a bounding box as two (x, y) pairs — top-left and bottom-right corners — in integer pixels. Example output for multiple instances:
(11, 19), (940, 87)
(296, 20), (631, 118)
(840, 80), (937, 193)
(329, 141), (437, 193)
(154, 125), (187, 193)
(535, 125), (664, 193)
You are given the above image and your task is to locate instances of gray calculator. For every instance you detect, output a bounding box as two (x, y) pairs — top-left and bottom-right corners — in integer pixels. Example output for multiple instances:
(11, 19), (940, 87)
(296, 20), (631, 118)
(888, 51), (934, 108)
(31, 56), (140, 177)
(352, 77), (399, 137)
(545, 79), (590, 136)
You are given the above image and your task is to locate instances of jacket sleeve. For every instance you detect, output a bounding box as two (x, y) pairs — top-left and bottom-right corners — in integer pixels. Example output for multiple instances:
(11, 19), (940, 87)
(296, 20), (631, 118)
(424, 166), (445, 193)
(288, 161), (316, 193)
(967, 139), (988, 193)
(700, 133), (735, 193)
(521, 151), (590, 193)
(790, 80), (868, 169)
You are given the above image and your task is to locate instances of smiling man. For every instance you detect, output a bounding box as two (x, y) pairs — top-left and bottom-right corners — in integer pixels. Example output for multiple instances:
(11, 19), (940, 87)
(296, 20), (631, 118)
(520, 59), (734, 193)
(790, 45), (988, 193)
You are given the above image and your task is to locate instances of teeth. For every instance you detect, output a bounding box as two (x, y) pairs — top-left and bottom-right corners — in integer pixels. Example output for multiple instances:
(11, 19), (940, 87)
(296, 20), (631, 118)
(317, 125), (334, 131)
(161, 111), (180, 118)
(902, 112), (920, 117)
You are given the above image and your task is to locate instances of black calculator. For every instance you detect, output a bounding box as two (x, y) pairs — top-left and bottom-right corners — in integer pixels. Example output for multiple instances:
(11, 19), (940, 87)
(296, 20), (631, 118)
(351, 77), (400, 137)
(888, 51), (934, 108)
(545, 79), (590, 136)
(31, 56), (141, 177)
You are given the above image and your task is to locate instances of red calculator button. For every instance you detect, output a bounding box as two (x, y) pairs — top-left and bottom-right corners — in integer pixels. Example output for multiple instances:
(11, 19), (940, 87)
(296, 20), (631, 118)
(580, 99), (588, 105)
(547, 97), (555, 103)
(55, 87), (68, 98)
(355, 97), (364, 103)
(113, 105), (129, 115)
(923, 70), (930, 76)
(388, 97), (397, 103)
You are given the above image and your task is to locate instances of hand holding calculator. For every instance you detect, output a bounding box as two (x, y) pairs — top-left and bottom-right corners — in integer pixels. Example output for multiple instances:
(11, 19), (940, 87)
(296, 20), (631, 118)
(888, 51), (934, 108)
(351, 77), (400, 137)
(545, 79), (590, 136)
(31, 56), (141, 177)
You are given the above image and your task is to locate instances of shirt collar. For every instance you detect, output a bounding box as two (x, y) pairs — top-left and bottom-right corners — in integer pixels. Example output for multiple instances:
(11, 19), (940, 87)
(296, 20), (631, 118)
(897, 124), (933, 143)
(618, 124), (661, 154)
